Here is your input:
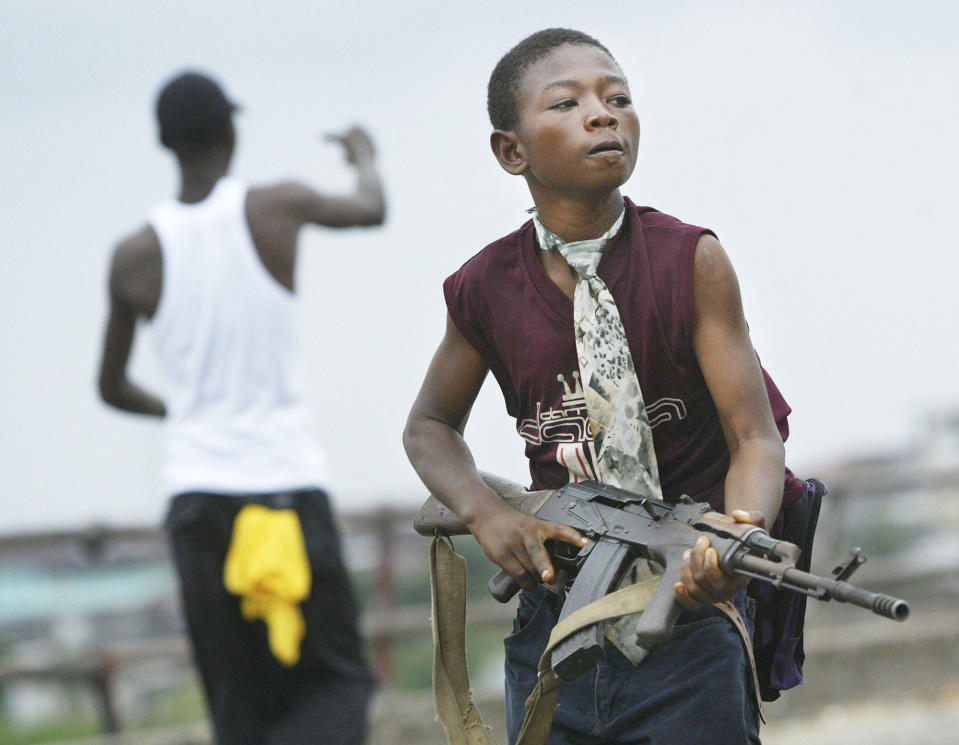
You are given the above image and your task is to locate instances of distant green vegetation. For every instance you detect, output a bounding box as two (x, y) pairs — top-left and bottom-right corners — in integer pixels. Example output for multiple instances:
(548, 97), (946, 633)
(0, 678), (206, 745)
(131, 682), (206, 729)
(0, 535), (508, 740)
(0, 717), (99, 745)
(389, 625), (506, 691)
(856, 521), (920, 557)
(354, 535), (501, 607)
(354, 535), (509, 691)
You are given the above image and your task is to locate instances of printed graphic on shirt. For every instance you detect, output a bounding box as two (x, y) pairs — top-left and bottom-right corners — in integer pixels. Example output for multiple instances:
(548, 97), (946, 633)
(516, 371), (687, 484)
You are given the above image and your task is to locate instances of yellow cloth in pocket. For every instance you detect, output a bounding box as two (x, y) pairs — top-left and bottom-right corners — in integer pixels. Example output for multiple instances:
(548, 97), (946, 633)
(223, 504), (311, 666)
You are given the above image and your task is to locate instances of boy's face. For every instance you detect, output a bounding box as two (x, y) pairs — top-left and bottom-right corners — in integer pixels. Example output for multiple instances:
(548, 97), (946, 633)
(509, 44), (639, 197)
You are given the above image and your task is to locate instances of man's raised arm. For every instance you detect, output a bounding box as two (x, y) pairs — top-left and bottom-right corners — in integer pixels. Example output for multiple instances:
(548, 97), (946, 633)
(284, 126), (386, 228)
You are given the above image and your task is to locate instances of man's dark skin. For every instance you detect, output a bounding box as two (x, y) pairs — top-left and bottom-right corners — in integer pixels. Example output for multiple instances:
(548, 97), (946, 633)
(98, 120), (385, 416)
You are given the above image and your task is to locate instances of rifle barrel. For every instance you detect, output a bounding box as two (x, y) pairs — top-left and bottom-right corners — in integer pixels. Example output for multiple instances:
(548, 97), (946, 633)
(735, 554), (910, 621)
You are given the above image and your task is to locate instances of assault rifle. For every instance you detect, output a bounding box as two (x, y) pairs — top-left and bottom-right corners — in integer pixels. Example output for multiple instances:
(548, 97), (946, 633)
(414, 473), (910, 683)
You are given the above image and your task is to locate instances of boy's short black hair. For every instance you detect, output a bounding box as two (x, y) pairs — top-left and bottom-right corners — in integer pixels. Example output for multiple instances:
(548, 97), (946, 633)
(487, 28), (616, 131)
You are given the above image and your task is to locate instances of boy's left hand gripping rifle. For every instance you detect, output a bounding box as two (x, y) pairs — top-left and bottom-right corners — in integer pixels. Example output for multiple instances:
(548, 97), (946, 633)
(414, 473), (910, 683)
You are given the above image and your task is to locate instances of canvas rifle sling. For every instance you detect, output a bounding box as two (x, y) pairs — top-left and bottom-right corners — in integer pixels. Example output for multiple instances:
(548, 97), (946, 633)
(429, 534), (661, 745)
(428, 535), (764, 745)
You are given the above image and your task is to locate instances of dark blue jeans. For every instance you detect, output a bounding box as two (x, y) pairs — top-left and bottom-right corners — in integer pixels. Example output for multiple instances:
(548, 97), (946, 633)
(504, 586), (760, 745)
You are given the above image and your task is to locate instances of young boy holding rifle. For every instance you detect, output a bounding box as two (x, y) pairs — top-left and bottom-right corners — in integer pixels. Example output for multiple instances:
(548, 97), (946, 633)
(404, 28), (807, 744)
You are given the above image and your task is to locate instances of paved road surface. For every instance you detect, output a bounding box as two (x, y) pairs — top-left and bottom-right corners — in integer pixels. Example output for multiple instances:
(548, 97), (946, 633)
(763, 692), (959, 745)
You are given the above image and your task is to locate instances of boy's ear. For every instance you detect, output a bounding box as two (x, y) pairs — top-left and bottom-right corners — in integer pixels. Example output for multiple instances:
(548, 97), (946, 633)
(490, 129), (527, 176)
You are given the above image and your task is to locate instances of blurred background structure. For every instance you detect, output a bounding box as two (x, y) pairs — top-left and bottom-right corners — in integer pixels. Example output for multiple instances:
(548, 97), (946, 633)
(1, 411), (957, 744)
(2, 0), (957, 743)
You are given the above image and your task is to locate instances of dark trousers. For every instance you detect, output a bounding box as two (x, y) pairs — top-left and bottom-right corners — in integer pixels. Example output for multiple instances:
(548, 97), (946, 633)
(505, 586), (761, 745)
(166, 489), (375, 745)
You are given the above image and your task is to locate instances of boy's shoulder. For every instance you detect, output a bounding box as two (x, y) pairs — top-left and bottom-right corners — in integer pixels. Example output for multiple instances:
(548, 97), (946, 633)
(624, 199), (715, 266)
(480, 217), (534, 256)
(446, 200), (712, 293)
(448, 219), (534, 279)
(442, 219), (537, 321)
(457, 201), (704, 262)
(624, 198), (709, 234)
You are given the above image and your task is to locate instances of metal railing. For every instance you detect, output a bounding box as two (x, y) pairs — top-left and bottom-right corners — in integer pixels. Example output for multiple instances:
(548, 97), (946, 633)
(0, 507), (500, 738)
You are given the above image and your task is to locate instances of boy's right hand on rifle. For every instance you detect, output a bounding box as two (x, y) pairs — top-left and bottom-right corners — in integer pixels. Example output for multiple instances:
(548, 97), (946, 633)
(467, 500), (587, 591)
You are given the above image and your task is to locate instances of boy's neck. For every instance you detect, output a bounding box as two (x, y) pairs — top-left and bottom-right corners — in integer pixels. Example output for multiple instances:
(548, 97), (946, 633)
(531, 190), (625, 242)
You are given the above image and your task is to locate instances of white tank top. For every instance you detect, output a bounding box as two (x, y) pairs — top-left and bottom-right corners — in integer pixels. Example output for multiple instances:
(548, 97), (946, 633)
(147, 176), (328, 496)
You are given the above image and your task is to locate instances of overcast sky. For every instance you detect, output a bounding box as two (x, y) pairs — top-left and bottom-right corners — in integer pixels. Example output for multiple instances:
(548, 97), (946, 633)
(1, 0), (957, 532)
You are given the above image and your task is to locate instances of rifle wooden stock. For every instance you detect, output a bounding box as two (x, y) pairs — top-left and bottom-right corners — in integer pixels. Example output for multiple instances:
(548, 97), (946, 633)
(412, 471), (552, 536)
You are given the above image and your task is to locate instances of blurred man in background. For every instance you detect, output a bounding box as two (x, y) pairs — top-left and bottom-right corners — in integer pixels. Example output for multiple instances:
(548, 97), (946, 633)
(97, 70), (386, 745)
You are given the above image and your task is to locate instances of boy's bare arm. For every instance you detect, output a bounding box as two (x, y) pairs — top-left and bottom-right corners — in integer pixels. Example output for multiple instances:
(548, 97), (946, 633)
(678, 233), (786, 609)
(403, 314), (585, 590)
(97, 235), (166, 417)
(692, 234), (785, 520)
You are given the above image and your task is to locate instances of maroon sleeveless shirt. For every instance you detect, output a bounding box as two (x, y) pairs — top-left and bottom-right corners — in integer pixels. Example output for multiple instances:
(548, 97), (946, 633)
(444, 198), (803, 509)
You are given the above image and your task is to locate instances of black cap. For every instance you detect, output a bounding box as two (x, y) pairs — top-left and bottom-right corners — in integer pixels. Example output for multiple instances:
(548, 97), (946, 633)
(155, 71), (238, 149)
